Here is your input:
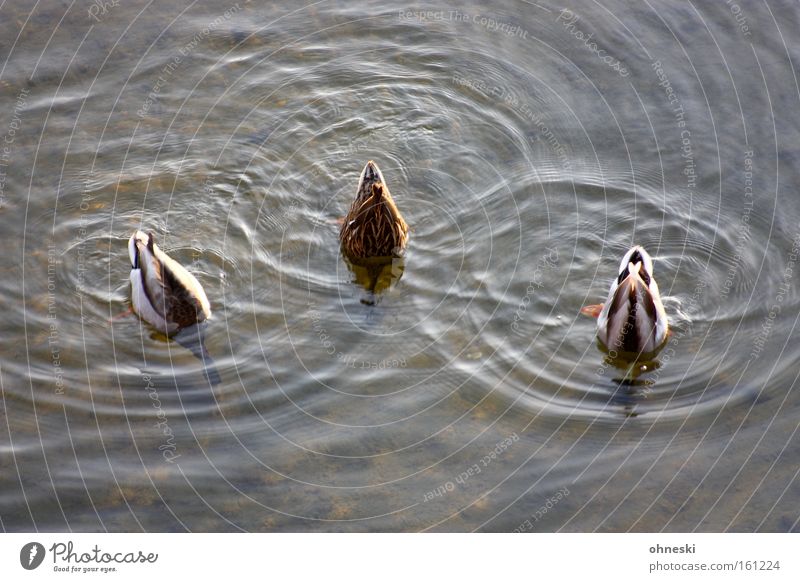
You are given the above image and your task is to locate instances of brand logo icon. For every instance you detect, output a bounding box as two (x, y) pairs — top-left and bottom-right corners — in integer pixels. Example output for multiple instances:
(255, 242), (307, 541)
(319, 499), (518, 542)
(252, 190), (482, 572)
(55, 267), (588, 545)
(20, 542), (46, 570)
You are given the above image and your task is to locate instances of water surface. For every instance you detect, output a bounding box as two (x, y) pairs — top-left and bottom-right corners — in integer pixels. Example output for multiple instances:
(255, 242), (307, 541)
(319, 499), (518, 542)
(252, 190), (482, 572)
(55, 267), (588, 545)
(1, 0), (800, 532)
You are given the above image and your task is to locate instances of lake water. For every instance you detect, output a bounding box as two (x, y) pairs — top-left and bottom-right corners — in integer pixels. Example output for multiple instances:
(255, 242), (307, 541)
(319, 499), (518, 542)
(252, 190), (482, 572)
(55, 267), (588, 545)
(2, 0), (800, 532)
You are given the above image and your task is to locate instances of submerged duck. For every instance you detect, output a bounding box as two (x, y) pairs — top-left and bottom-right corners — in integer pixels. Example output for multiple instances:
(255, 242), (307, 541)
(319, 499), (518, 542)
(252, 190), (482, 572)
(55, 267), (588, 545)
(339, 160), (409, 262)
(584, 245), (668, 355)
(128, 230), (211, 336)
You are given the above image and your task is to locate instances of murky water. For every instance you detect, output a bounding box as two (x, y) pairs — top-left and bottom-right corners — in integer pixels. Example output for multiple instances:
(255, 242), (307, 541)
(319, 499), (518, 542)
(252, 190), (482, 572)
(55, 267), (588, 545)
(2, 0), (800, 532)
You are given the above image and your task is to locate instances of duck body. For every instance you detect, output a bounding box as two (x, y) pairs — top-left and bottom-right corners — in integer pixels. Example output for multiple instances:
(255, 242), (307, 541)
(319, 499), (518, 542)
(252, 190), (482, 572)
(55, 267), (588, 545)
(128, 230), (211, 336)
(339, 160), (409, 262)
(597, 245), (668, 355)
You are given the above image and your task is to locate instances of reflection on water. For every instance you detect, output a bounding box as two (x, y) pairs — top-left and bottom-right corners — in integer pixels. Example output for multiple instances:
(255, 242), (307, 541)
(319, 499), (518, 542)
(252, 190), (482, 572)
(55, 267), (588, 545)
(604, 358), (661, 419)
(343, 255), (405, 305)
(1, 0), (800, 532)
(171, 323), (222, 387)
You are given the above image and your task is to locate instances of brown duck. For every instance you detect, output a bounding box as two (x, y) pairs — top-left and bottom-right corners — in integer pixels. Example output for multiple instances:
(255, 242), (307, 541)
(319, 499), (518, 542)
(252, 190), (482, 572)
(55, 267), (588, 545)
(339, 160), (409, 262)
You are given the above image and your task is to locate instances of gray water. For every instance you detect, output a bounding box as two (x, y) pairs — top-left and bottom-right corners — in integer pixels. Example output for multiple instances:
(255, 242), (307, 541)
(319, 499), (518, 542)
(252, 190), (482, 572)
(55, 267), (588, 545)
(1, 0), (800, 532)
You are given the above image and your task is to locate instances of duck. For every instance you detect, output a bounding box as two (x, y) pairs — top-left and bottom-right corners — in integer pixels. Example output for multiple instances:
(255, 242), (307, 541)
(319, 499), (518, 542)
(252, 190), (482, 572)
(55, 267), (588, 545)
(339, 160), (409, 262)
(128, 230), (211, 336)
(583, 245), (668, 355)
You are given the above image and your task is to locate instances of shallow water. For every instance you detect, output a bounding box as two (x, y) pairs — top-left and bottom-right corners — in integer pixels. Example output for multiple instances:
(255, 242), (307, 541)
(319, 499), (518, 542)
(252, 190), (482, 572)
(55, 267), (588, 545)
(2, 0), (800, 531)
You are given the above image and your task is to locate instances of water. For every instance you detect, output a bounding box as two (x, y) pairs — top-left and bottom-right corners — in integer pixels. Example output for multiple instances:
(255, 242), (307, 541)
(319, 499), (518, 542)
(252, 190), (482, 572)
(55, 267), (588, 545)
(2, 0), (800, 532)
